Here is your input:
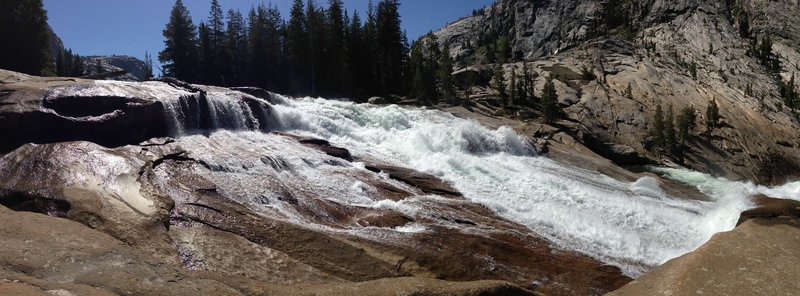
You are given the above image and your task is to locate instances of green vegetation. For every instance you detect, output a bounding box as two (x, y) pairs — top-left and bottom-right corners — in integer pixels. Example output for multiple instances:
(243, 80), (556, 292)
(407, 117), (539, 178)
(159, 0), (408, 100)
(664, 104), (676, 154)
(0, 0), (53, 76)
(437, 41), (456, 103)
(705, 99), (720, 133)
(541, 76), (558, 124)
(492, 65), (507, 104)
(779, 73), (798, 111)
(54, 48), (85, 77)
(651, 103), (697, 156)
(676, 106), (697, 146)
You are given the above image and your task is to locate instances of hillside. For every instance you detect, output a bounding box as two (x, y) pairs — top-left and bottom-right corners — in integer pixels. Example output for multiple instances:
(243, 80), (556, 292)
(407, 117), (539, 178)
(434, 0), (800, 184)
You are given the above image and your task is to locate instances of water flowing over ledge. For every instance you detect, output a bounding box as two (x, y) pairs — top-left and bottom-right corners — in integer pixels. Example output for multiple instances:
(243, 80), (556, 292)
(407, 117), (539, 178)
(5, 78), (800, 278)
(262, 95), (800, 277)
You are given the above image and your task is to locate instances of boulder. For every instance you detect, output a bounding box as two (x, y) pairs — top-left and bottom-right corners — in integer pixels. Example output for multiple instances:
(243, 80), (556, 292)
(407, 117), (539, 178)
(607, 216), (800, 296)
(368, 96), (388, 104)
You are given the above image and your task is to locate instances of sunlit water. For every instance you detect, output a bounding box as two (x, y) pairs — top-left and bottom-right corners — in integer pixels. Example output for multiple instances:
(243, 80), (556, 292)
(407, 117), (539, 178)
(264, 96), (800, 277)
(52, 81), (800, 277)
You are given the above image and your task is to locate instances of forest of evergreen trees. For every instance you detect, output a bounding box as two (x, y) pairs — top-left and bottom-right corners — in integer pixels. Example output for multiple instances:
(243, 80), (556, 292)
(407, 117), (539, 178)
(159, 0), (451, 102)
(0, 0), (53, 76)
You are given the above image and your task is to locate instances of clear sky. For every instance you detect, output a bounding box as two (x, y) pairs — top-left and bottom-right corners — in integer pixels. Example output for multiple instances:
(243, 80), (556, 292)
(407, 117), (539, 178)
(44, 0), (493, 70)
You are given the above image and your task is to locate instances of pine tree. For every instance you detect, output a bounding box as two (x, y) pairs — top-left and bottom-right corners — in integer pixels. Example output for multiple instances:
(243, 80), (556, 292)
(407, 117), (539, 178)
(208, 0), (225, 50)
(438, 41), (456, 103)
(144, 52), (154, 79)
(493, 65), (507, 103)
(409, 35), (438, 105)
(375, 0), (406, 95)
(676, 106), (697, 146)
(652, 103), (665, 149)
(0, 0), (53, 75)
(346, 10), (368, 98)
(327, 0), (347, 96)
(198, 22), (216, 84)
(496, 36), (510, 64)
(541, 76), (558, 123)
(287, 0), (309, 94)
(225, 9), (247, 85)
(705, 99), (720, 133)
(206, 0), (227, 85)
(508, 70), (517, 107)
(522, 63), (535, 107)
(664, 104), (677, 154)
(159, 0), (199, 82)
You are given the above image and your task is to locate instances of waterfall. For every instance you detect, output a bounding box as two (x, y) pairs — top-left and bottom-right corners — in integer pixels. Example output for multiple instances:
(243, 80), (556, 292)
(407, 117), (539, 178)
(259, 95), (800, 277)
(160, 88), (270, 135)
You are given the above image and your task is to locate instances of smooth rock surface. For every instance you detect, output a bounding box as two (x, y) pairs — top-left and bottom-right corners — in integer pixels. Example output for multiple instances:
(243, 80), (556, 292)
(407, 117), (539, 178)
(607, 218), (800, 296)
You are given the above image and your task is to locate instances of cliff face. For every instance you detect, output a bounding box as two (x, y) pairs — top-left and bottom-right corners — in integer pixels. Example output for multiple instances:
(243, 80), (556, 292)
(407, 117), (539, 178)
(83, 55), (149, 81)
(435, 0), (800, 184)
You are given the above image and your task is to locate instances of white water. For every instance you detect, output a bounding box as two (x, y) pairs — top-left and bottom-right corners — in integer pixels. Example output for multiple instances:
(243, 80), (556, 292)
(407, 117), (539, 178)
(263, 96), (800, 277)
(48, 81), (800, 277)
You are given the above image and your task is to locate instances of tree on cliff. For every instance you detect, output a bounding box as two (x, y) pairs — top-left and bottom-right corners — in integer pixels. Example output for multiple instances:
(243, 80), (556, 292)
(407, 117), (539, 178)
(651, 103), (665, 148)
(541, 76), (559, 123)
(159, 0), (199, 82)
(705, 99), (720, 134)
(664, 104), (677, 154)
(676, 106), (697, 146)
(438, 41), (456, 103)
(0, 0), (53, 76)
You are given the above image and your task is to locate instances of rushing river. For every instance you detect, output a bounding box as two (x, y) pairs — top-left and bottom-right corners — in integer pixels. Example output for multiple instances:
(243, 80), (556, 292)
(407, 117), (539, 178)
(82, 80), (800, 277)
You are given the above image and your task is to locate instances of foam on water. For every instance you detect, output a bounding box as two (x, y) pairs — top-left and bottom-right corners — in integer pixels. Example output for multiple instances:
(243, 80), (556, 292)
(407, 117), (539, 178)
(264, 96), (800, 277)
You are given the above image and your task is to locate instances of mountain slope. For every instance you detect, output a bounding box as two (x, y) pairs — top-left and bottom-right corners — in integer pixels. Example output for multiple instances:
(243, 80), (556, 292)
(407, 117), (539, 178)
(435, 0), (800, 184)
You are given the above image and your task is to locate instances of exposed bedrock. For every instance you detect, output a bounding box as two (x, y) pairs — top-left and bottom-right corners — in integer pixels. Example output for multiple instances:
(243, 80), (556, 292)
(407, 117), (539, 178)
(0, 70), (274, 153)
(0, 130), (630, 295)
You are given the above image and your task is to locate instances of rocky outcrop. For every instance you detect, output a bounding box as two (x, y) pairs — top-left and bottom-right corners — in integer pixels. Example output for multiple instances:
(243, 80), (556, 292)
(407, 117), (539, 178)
(0, 204), (542, 296)
(83, 55), (149, 81)
(434, 0), (800, 184)
(0, 127), (632, 295)
(607, 216), (800, 296)
(0, 69), (271, 153)
(0, 70), (632, 295)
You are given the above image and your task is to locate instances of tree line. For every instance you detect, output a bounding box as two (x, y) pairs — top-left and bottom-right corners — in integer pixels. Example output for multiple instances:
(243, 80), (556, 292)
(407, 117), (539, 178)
(159, 0), (416, 101)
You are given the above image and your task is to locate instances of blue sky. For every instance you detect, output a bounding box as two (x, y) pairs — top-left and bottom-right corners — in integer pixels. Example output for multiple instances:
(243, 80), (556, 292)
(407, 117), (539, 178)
(44, 0), (493, 67)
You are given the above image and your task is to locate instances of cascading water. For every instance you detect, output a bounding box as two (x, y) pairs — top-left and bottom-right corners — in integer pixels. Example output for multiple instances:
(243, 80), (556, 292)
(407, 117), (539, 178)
(161, 88), (266, 135)
(261, 95), (800, 277)
(52, 80), (799, 277)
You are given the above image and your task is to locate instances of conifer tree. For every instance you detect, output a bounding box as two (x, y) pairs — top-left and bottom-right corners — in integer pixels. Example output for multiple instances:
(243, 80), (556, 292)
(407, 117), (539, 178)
(509, 70), (517, 107)
(493, 65), (507, 103)
(144, 52), (154, 80)
(705, 99), (720, 133)
(346, 10), (369, 98)
(651, 103), (665, 150)
(676, 106), (697, 146)
(541, 76), (558, 123)
(0, 0), (53, 75)
(664, 104), (677, 154)
(198, 22), (215, 84)
(375, 0), (406, 95)
(287, 0), (309, 94)
(159, 0), (199, 82)
(496, 36), (510, 64)
(522, 63), (535, 107)
(225, 9), (247, 85)
(327, 0), (347, 96)
(438, 41), (456, 103)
